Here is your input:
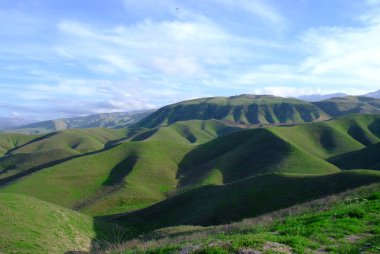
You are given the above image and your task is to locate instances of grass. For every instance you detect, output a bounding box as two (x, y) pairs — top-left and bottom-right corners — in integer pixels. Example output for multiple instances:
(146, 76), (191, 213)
(0, 140), (194, 216)
(329, 142), (380, 170)
(313, 96), (380, 117)
(2, 114), (380, 218)
(0, 132), (43, 156)
(136, 95), (329, 128)
(108, 170), (380, 235)
(0, 128), (128, 181)
(0, 193), (118, 254)
(104, 183), (380, 254)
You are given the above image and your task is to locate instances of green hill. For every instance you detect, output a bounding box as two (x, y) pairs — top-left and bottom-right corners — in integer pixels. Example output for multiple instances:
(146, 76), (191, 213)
(0, 193), (117, 254)
(271, 114), (380, 159)
(329, 142), (380, 170)
(109, 170), (380, 234)
(313, 96), (380, 117)
(136, 95), (330, 128)
(2, 114), (379, 217)
(0, 133), (43, 156)
(110, 182), (380, 254)
(0, 128), (128, 182)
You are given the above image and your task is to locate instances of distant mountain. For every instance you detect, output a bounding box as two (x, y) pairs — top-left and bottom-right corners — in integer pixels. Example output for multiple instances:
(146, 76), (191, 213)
(0, 117), (33, 130)
(312, 96), (380, 117)
(136, 94), (330, 128)
(365, 89), (380, 98)
(4, 110), (155, 134)
(298, 93), (347, 102)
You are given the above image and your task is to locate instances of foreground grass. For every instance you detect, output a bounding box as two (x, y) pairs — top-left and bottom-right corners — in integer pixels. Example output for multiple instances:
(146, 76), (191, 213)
(0, 193), (119, 254)
(107, 184), (380, 254)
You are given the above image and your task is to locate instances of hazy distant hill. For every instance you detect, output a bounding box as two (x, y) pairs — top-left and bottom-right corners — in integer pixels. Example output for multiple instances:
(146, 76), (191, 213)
(365, 89), (380, 98)
(312, 96), (380, 117)
(298, 93), (347, 101)
(0, 117), (33, 130)
(4, 110), (155, 134)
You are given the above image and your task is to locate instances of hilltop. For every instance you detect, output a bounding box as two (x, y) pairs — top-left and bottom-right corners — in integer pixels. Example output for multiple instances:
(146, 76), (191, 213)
(136, 94), (380, 128)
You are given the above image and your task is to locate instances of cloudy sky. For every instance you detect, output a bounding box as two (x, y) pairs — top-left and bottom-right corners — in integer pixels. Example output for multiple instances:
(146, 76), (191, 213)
(1, 0), (380, 120)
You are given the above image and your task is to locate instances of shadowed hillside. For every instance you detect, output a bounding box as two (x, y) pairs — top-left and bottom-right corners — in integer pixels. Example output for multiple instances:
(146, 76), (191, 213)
(2, 114), (379, 218)
(136, 95), (330, 128)
(313, 96), (380, 117)
(109, 170), (380, 233)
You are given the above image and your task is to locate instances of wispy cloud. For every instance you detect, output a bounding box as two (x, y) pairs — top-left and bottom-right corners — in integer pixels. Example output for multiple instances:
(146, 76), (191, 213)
(214, 0), (285, 25)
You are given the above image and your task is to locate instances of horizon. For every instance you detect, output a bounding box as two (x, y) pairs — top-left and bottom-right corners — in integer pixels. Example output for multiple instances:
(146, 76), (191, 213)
(1, 0), (380, 121)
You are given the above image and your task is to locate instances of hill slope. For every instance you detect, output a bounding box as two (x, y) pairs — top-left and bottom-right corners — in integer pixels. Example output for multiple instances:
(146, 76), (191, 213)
(2, 114), (379, 217)
(112, 183), (380, 254)
(110, 170), (380, 233)
(0, 128), (128, 182)
(0, 193), (117, 254)
(313, 96), (380, 117)
(137, 95), (330, 128)
(329, 142), (380, 170)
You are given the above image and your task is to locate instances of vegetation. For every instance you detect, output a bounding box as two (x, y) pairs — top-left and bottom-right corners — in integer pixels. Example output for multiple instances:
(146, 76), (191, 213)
(0, 193), (118, 254)
(313, 96), (380, 117)
(0, 128), (128, 182)
(1, 95), (380, 253)
(104, 183), (380, 254)
(136, 95), (330, 128)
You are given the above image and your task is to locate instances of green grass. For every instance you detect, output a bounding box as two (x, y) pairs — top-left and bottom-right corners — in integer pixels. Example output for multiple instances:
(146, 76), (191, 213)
(0, 140), (194, 216)
(0, 193), (117, 254)
(2, 114), (380, 218)
(313, 96), (380, 117)
(0, 128), (128, 181)
(271, 114), (380, 159)
(106, 183), (380, 254)
(109, 170), (380, 235)
(136, 95), (329, 128)
(0, 133), (43, 156)
(329, 142), (380, 170)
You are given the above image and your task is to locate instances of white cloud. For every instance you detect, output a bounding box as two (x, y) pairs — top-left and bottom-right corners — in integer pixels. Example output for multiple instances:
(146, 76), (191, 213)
(214, 0), (285, 25)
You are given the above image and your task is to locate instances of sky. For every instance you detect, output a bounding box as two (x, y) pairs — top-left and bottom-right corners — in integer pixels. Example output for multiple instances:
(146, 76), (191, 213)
(1, 0), (380, 121)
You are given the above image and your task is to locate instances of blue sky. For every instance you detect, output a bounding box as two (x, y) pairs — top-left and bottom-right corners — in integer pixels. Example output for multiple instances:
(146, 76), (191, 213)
(1, 0), (380, 120)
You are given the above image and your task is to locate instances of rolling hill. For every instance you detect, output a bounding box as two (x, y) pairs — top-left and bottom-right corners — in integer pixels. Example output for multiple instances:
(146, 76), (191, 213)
(313, 96), (380, 117)
(0, 128), (128, 182)
(2, 114), (380, 218)
(3, 110), (154, 134)
(136, 95), (330, 128)
(0, 193), (117, 254)
(109, 170), (380, 233)
(110, 182), (380, 254)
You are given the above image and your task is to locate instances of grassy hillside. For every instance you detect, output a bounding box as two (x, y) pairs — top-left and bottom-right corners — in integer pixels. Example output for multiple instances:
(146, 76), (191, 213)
(0, 193), (117, 254)
(313, 96), (380, 117)
(177, 128), (339, 187)
(2, 114), (379, 217)
(111, 183), (380, 254)
(137, 95), (329, 128)
(329, 142), (380, 170)
(5, 110), (154, 134)
(0, 133), (43, 156)
(271, 114), (380, 159)
(110, 170), (380, 234)
(0, 140), (194, 216)
(0, 128), (128, 182)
